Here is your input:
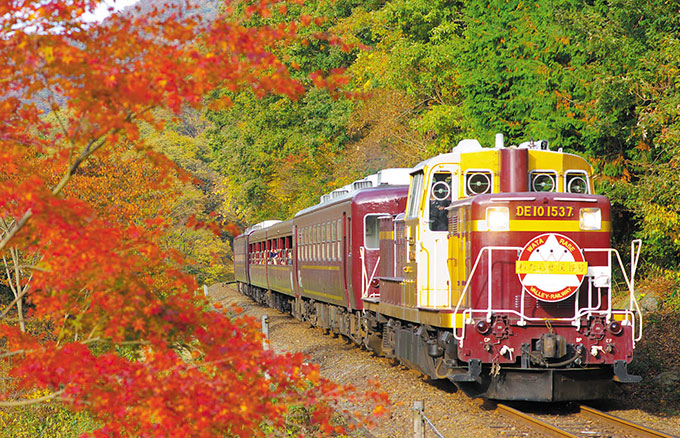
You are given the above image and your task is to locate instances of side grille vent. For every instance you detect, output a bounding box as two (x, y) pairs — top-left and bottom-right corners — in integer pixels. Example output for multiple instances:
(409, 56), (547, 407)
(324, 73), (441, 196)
(449, 213), (459, 235)
(331, 189), (348, 199)
(352, 180), (372, 190)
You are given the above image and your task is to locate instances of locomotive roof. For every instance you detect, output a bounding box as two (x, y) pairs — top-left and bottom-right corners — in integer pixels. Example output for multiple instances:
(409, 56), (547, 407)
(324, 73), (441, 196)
(411, 139), (485, 172)
(241, 138), (592, 236)
(412, 138), (592, 173)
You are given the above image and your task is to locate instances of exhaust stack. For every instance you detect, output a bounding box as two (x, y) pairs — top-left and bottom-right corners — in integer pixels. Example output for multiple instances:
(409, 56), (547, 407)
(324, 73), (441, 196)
(500, 147), (528, 193)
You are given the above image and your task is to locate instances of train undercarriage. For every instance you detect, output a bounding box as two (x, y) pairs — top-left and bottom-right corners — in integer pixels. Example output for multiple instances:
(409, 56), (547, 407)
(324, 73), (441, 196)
(238, 282), (633, 402)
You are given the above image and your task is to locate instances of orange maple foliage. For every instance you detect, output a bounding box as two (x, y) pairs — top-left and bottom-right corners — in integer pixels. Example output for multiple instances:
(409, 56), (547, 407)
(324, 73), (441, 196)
(0, 1), (385, 437)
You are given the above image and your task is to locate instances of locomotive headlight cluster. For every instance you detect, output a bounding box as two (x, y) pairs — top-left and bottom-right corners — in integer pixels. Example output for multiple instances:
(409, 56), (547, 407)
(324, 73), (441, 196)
(486, 207), (509, 231)
(579, 208), (602, 230)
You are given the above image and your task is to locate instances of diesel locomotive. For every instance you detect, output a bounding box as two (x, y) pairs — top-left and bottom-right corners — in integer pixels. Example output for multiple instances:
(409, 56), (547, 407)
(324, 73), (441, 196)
(233, 135), (642, 401)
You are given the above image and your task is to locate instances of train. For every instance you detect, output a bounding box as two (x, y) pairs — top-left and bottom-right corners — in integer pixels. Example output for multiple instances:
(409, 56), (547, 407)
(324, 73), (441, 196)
(233, 135), (643, 402)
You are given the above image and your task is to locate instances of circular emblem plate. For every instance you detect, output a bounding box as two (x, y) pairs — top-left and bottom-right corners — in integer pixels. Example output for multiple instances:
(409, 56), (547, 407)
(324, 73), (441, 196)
(516, 233), (587, 302)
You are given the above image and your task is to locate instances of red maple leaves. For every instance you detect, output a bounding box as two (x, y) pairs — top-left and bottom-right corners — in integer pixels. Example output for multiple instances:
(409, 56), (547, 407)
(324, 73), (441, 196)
(0, 1), (385, 436)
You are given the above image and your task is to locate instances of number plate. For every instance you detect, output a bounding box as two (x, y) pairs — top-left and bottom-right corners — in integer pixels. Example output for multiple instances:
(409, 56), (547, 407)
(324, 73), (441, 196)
(516, 205), (574, 218)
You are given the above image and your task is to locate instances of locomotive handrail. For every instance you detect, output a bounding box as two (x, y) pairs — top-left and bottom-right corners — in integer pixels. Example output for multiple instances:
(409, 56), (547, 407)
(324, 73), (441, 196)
(420, 242), (431, 303)
(630, 239), (643, 341)
(359, 246), (381, 299)
(367, 255), (380, 299)
(452, 242), (643, 346)
(452, 246), (521, 342)
(582, 245), (643, 343)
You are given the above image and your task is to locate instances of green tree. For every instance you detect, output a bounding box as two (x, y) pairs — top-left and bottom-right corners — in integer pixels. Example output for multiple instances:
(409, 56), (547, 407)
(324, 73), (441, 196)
(206, 1), (369, 223)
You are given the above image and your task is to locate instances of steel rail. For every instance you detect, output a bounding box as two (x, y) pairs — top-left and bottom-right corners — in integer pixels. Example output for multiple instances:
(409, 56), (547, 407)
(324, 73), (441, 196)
(579, 405), (677, 438)
(496, 403), (578, 438)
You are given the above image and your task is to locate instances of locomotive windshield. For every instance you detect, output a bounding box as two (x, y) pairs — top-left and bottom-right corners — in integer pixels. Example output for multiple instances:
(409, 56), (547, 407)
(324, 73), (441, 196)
(530, 171), (557, 192)
(565, 171), (590, 194)
(465, 171), (492, 196)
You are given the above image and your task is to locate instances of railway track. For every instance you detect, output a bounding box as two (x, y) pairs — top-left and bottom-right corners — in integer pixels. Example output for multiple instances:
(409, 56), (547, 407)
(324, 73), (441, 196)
(496, 403), (677, 438)
(214, 283), (680, 438)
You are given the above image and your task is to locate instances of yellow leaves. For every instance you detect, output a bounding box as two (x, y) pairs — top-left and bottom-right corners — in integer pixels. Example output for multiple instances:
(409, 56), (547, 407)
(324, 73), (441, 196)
(622, 167), (631, 181)
(644, 204), (680, 230)
(208, 95), (233, 111)
(26, 388), (52, 400)
(635, 140), (650, 151)
(41, 46), (54, 63)
(536, 64), (550, 77)
(61, 51), (75, 65)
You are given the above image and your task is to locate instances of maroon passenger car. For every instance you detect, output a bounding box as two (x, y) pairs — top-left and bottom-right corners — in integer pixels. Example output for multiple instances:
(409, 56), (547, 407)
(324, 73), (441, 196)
(234, 180), (408, 337)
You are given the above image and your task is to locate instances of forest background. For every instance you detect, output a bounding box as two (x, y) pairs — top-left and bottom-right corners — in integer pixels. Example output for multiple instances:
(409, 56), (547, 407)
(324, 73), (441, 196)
(2, 0), (680, 435)
(198, 0), (680, 304)
(120, 0), (680, 407)
(202, 0), (680, 410)
(154, 0), (680, 411)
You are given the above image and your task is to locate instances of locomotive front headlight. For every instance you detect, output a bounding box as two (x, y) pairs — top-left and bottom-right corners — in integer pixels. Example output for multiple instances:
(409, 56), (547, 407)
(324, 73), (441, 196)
(486, 207), (509, 231)
(579, 208), (601, 230)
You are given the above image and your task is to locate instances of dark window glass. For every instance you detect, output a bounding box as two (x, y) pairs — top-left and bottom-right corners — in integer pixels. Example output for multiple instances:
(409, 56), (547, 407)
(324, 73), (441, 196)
(430, 172), (452, 231)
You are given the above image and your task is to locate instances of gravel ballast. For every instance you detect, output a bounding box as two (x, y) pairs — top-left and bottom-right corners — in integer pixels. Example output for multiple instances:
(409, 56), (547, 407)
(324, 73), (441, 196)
(208, 283), (680, 437)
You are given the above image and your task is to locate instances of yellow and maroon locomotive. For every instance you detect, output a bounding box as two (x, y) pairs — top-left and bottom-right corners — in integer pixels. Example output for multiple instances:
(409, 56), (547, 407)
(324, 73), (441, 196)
(234, 135), (642, 401)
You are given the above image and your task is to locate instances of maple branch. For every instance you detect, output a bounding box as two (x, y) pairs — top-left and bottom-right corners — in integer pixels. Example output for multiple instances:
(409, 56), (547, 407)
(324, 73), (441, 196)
(0, 349), (32, 359)
(55, 313), (71, 347)
(2, 254), (17, 295)
(10, 247), (26, 332)
(17, 265), (49, 272)
(0, 107), (155, 253)
(1, 253), (19, 324)
(52, 106), (154, 197)
(0, 281), (31, 322)
(52, 137), (102, 196)
(0, 216), (14, 234)
(40, 75), (71, 150)
(0, 210), (33, 253)
(80, 337), (151, 347)
(0, 390), (65, 407)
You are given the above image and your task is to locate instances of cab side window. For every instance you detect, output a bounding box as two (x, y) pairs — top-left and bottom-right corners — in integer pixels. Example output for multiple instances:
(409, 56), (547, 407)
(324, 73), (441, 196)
(406, 171), (424, 218)
(429, 171), (452, 231)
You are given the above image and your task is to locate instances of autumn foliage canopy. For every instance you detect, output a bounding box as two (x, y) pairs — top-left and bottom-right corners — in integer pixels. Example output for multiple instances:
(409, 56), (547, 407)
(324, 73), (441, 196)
(0, 1), (381, 436)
